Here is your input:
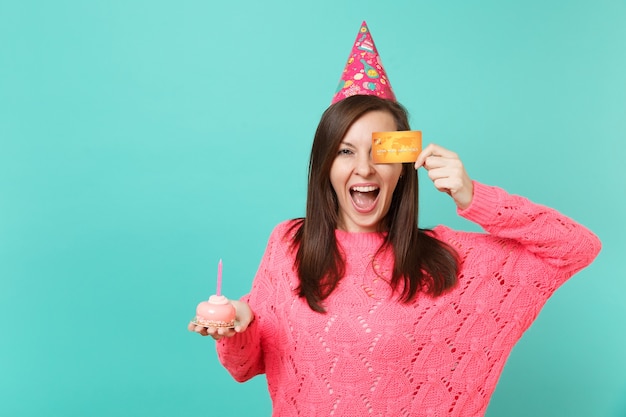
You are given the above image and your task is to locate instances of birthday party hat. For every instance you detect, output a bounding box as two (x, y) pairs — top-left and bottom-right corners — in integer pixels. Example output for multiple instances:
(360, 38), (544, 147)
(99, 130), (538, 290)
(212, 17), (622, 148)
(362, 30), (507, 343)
(331, 21), (396, 104)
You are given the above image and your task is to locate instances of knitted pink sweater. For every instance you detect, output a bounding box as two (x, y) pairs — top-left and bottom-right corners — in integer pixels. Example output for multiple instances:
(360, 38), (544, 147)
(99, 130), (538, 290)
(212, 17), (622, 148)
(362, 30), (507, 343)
(216, 182), (601, 417)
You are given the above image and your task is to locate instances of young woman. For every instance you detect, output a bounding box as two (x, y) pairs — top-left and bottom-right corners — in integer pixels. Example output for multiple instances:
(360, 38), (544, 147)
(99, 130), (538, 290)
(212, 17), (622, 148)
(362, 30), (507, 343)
(189, 95), (601, 417)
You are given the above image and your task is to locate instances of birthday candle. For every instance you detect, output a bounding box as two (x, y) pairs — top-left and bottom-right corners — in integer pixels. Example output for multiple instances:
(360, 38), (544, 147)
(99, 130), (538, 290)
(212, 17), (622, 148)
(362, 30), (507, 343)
(216, 259), (223, 296)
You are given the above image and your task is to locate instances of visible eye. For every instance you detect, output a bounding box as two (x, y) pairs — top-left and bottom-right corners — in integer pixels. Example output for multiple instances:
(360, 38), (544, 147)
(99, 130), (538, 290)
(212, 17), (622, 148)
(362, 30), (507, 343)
(337, 148), (354, 156)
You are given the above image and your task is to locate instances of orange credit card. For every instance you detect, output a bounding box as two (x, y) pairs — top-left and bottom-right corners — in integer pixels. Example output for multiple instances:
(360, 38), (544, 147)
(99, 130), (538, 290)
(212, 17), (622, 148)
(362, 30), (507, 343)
(372, 130), (422, 163)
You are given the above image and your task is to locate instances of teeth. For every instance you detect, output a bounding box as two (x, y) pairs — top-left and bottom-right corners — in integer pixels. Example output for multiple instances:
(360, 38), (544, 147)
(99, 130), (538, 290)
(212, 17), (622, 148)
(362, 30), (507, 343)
(351, 185), (378, 192)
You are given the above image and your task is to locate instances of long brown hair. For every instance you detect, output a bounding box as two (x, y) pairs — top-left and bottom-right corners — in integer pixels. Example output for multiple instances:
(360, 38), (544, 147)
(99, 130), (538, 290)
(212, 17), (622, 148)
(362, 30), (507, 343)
(291, 95), (458, 313)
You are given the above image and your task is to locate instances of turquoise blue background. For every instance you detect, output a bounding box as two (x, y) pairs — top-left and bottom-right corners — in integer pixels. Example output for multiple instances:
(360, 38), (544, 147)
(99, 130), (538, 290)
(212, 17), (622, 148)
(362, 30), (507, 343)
(1, 1), (625, 415)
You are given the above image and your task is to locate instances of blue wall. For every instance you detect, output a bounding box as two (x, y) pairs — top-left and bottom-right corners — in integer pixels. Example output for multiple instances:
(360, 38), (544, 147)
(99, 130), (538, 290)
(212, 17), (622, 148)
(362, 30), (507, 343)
(1, 1), (624, 415)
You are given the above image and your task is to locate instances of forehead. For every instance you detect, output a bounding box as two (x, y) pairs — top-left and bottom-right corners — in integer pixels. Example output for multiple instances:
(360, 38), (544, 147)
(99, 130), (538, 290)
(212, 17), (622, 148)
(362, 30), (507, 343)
(342, 111), (396, 144)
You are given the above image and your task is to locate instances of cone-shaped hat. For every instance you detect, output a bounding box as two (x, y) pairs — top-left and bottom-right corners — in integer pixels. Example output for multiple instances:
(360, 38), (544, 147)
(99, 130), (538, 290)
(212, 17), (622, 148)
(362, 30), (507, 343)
(331, 21), (396, 104)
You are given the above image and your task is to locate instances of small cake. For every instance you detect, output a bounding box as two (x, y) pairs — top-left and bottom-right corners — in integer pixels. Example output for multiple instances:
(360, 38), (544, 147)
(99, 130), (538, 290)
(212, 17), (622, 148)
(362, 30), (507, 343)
(195, 295), (236, 328)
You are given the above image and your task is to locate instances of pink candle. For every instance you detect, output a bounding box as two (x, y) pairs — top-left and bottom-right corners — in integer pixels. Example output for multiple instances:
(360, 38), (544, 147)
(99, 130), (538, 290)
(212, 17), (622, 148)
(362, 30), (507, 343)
(216, 259), (223, 296)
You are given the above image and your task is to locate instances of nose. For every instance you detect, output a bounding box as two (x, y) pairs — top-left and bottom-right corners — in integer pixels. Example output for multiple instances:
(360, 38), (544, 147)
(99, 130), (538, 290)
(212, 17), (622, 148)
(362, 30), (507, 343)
(355, 151), (375, 177)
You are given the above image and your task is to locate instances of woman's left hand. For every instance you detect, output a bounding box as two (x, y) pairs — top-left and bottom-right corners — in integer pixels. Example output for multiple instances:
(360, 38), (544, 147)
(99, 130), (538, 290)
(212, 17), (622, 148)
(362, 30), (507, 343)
(187, 300), (255, 341)
(414, 143), (474, 210)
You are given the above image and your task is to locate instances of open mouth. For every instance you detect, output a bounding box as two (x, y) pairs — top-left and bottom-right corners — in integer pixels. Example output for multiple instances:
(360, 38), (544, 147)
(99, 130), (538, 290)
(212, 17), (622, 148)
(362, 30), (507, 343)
(350, 185), (379, 211)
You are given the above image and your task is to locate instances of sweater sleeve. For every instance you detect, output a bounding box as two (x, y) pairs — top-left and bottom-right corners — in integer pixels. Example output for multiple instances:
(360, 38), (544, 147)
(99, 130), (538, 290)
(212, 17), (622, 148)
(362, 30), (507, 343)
(214, 293), (264, 382)
(457, 181), (601, 279)
(215, 222), (290, 382)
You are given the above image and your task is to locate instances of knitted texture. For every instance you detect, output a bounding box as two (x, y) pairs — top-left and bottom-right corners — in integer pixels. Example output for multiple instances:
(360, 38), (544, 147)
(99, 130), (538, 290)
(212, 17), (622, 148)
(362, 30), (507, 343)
(216, 182), (601, 417)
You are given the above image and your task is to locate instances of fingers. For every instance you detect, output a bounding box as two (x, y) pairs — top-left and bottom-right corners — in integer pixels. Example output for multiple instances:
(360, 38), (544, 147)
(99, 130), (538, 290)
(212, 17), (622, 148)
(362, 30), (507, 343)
(414, 143), (474, 210)
(188, 322), (210, 337)
(415, 143), (463, 185)
(425, 159), (466, 189)
(188, 321), (237, 340)
(207, 326), (236, 341)
(414, 143), (458, 170)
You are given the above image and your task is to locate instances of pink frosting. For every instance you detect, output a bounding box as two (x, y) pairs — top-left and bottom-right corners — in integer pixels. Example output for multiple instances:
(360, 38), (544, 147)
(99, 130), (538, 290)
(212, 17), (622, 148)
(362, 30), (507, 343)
(208, 294), (229, 305)
(195, 295), (236, 327)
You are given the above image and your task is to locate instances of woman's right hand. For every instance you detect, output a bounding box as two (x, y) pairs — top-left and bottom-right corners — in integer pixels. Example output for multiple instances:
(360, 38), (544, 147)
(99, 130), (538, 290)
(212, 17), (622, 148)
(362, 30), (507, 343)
(414, 143), (474, 210)
(187, 300), (255, 341)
